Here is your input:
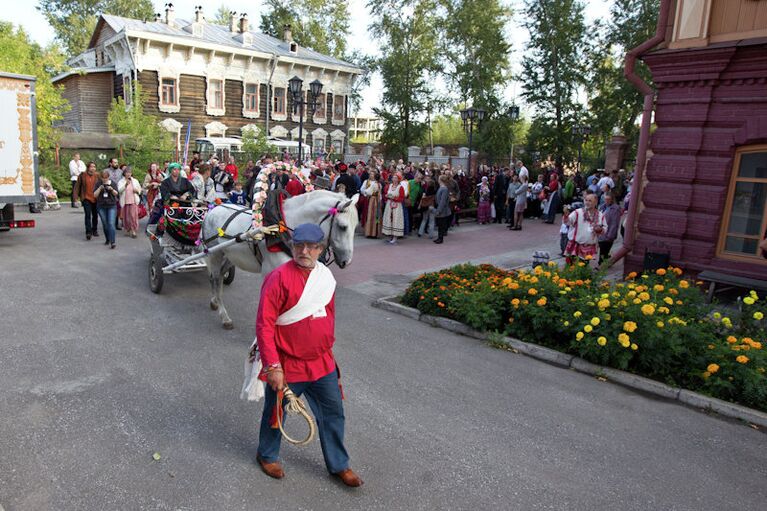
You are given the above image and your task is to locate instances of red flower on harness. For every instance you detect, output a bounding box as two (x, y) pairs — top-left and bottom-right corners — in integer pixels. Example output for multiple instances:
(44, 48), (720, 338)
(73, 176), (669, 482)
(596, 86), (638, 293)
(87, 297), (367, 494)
(327, 207), (338, 216)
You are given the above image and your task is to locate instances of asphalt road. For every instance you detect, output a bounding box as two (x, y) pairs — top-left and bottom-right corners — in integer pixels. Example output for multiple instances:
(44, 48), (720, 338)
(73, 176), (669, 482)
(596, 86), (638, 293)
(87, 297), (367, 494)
(0, 209), (765, 511)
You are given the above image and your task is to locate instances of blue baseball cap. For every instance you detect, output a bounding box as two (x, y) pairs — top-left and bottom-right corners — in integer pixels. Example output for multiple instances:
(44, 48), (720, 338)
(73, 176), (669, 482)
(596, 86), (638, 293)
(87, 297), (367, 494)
(292, 223), (325, 244)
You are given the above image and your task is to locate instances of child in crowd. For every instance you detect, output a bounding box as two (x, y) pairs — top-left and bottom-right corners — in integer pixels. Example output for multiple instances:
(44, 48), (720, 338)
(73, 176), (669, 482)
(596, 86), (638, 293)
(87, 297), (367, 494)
(228, 181), (247, 206)
(559, 205), (571, 256)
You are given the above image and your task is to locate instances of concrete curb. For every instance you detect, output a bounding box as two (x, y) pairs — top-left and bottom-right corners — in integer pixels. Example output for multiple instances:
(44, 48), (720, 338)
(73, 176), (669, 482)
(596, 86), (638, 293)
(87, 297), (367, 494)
(373, 295), (767, 429)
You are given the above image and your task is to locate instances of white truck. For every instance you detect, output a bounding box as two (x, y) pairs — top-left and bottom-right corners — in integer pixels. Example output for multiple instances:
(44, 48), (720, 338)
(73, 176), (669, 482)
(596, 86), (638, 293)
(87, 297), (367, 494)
(0, 71), (38, 232)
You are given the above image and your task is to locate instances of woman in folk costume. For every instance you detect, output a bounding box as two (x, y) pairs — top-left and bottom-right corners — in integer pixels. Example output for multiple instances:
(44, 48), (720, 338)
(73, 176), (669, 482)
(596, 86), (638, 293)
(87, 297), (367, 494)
(382, 172), (406, 244)
(476, 176), (492, 224)
(564, 192), (607, 263)
(143, 162), (163, 209)
(244, 224), (363, 487)
(360, 169), (382, 238)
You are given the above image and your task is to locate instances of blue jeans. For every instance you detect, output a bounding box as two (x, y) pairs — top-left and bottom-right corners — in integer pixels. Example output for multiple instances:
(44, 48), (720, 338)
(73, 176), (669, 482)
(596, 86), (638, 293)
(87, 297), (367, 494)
(82, 200), (98, 235)
(98, 205), (117, 243)
(258, 369), (349, 474)
(403, 206), (410, 235)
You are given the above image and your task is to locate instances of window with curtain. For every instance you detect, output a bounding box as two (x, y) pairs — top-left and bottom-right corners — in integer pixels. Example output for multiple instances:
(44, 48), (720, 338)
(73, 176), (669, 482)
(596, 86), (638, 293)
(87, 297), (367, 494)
(161, 78), (177, 105)
(209, 79), (224, 109)
(244, 83), (259, 112)
(273, 87), (286, 114)
(718, 146), (767, 262)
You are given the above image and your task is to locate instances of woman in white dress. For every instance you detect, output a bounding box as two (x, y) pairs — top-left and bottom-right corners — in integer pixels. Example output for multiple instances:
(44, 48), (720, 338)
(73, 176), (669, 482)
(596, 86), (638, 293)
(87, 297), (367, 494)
(382, 173), (406, 244)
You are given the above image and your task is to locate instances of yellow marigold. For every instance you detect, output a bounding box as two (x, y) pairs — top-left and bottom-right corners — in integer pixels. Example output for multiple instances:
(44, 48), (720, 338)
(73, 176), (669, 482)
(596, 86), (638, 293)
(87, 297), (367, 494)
(633, 298), (642, 305)
(641, 304), (655, 315)
(707, 363), (720, 374)
(522, 299), (529, 305)
(656, 321), (665, 328)
(548, 261), (557, 267)
(658, 307), (670, 314)
(576, 332), (584, 341)
(713, 312), (722, 319)
(708, 344), (716, 350)
(758, 367), (766, 374)
(639, 292), (651, 301)
(530, 276), (539, 284)
(663, 297), (674, 305)
(656, 268), (667, 276)
(673, 267), (683, 276)
(653, 285), (664, 292)
(630, 343), (638, 351)
(574, 311), (582, 318)
(623, 321), (638, 333)
(675, 300), (683, 305)
(627, 291), (637, 298)
(502, 277), (512, 286)
(511, 298), (521, 306)
(736, 355), (749, 364)
(597, 336), (607, 346)
(743, 296), (755, 305)
(754, 312), (764, 320)
(618, 332), (630, 344)
(528, 288), (538, 296)
(536, 297), (548, 306)
(752, 342), (762, 350)
(590, 317), (601, 326)
(565, 286), (572, 292)
(679, 280), (689, 289)
(703, 371), (711, 378)
(563, 321), (570, 327)
(584, 325), (593, 333)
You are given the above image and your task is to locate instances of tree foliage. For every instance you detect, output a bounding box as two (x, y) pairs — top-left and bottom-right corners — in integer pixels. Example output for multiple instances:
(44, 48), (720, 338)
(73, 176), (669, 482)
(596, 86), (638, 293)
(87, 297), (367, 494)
(0, 22), (69, 160)
(441, 0), (512, 112)
(37, 0), (154, 56)
(431, 114), (467, 145)
(211, 5), (235, 26)
(107, 83), (173, 170)
(241, 125), (276, 162)
(259, 0), (350, 60)
(585, 0), (659, 166)
(521, 0), (586, 163)
(368, 0), (442, 158)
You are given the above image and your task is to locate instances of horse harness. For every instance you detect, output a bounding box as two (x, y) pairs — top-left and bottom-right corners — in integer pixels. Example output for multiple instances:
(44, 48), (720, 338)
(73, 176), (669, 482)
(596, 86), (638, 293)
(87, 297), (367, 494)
(204, 199), (343, 267)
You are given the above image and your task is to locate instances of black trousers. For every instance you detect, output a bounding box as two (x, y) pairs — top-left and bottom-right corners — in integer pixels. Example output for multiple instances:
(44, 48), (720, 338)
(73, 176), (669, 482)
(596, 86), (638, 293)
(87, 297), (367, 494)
(436, 215), (451, 239)
(599, 240), (614, 263)
(82, 199), (98, 234)
(71, 180), (77, 205)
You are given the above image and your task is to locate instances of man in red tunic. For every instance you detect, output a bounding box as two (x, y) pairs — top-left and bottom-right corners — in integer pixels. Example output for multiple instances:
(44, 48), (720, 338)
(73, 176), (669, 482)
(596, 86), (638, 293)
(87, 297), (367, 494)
(254, 223), (363, 487)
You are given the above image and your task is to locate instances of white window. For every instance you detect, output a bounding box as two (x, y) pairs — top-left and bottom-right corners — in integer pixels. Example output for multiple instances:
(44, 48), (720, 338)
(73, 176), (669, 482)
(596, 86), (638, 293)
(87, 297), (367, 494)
(272, 87), (286, 120)
(313, 92), (326, 123)
(333, 94), (345, 123)
(205, 121), (228, 138)
(207, 78), (225, 115)
(331, 140), (342, 155)
(159, 76), (180, 113)
(244, 83), (259, 114)
(123, 75), (132, 105)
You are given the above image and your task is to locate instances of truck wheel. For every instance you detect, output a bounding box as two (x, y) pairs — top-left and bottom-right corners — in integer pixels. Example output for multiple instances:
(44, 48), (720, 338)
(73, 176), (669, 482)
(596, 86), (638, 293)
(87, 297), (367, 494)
(223, 265), (235, 285)
(0, 203), (13, 232)
(149, 254), (164, 294)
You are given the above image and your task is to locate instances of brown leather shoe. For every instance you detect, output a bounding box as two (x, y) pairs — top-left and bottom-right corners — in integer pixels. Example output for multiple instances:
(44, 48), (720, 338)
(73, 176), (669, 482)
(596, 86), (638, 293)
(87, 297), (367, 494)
(334, 468), (363, 487)
(257, 455), (285, 479)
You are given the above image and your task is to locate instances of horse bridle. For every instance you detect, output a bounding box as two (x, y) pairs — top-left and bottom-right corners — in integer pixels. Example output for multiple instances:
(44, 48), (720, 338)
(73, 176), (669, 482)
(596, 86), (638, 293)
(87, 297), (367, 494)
(317, 200), (342, 267)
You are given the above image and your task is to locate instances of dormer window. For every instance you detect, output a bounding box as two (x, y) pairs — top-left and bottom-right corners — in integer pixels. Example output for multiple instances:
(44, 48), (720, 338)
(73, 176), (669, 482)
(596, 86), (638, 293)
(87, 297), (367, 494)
(289, 42), (298, 54)
(193, 24), (203, 37)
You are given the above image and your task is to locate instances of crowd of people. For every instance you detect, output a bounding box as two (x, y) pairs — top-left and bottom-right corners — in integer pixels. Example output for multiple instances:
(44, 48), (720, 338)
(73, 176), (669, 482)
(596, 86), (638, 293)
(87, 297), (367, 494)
(65, 149), (632, 261)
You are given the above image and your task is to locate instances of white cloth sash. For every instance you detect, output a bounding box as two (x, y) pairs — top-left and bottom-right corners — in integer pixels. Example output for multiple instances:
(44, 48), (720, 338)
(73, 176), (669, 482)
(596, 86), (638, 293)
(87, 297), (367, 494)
(240, 264), (337, 401)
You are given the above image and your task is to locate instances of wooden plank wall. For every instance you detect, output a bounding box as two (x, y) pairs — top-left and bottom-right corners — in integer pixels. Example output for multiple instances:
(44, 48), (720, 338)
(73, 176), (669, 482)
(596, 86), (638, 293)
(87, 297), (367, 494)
(709, 0), (767, 38)
(80, 73), (113, 133)
(137, 70), (347, 142)
(57, 75), (82, 132)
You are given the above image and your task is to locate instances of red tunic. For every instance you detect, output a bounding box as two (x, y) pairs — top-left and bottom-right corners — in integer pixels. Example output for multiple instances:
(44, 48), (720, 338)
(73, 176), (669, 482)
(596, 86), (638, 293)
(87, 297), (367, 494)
(256, 260), (336, 383)
(224, 163), (239, 182)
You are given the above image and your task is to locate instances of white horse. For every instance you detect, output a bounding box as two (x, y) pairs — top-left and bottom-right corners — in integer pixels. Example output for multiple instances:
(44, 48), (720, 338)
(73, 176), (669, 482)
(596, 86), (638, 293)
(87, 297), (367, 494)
(201, 190), (359, 329)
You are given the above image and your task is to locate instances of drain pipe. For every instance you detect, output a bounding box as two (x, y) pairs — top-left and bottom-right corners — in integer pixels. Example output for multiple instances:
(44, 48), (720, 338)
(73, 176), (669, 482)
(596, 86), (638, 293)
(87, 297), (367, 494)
(609, 0), (672, 268)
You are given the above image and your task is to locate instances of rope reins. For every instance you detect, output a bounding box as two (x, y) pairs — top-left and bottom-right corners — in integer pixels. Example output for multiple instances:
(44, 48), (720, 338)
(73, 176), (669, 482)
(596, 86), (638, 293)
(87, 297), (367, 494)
(275, 386), (317, 446)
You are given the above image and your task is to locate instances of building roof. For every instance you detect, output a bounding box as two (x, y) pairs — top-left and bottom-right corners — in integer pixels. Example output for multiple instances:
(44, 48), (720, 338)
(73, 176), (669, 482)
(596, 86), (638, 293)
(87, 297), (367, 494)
(96, 14), (361, 73)
(52, 66), (115, 83)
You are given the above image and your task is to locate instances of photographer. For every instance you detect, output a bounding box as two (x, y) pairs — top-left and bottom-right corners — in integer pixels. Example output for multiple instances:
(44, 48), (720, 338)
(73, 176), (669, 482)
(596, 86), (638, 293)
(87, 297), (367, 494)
(94, 170), (119, 249)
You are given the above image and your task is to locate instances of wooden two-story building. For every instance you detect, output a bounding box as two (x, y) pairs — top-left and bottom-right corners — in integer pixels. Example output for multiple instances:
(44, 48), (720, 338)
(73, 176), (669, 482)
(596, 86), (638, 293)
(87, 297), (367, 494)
(52, 5), (362, 156)
(625, 0), (767, 278)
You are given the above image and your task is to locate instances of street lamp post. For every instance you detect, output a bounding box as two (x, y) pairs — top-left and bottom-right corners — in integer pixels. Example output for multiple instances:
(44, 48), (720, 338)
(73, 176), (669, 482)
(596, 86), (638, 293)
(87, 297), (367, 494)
(571, 124), (591, 173)
(506, 104), (520, 167)
(460, 106), (485, 176)
(288, 76), (323, 164)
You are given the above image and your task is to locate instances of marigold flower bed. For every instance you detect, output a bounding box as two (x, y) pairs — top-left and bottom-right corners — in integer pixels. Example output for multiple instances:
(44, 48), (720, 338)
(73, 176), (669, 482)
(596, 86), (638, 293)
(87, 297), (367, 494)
(402, 263), (767, 412)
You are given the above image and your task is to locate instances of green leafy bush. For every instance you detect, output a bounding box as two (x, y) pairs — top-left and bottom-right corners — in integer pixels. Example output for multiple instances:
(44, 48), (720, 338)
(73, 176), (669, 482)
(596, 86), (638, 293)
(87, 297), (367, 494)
(403, 263), (767, 412)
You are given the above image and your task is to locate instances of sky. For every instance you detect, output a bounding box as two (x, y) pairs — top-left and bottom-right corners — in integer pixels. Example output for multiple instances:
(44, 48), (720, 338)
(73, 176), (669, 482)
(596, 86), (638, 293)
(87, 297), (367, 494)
(2, 0), (612, 115)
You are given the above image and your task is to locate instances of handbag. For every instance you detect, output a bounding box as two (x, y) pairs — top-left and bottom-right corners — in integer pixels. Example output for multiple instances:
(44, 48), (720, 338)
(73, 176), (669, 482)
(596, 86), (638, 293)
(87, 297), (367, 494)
(138, 203), (148, 219)
(419, 195), (435, 209)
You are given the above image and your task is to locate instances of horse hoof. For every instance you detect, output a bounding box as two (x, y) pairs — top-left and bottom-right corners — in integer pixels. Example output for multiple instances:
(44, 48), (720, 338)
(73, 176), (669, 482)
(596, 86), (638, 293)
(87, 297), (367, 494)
(210, 301), (219, 311)
(223, 322), (234, 330)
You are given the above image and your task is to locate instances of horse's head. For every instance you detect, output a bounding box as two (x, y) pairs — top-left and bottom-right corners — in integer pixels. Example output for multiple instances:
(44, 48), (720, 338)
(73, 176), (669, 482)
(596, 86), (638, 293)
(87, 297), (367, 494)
(327, 193), (359, 268)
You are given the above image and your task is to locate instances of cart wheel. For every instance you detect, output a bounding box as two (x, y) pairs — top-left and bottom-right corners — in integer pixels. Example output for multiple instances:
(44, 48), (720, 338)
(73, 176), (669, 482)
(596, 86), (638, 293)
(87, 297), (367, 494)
(149, 254), (164, 294)
(223, 265), (235, 286)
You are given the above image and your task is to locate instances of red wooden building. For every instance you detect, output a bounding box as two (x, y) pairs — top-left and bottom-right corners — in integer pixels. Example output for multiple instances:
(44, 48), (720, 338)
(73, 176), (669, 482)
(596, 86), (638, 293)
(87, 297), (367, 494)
(623, 0), (767, 278)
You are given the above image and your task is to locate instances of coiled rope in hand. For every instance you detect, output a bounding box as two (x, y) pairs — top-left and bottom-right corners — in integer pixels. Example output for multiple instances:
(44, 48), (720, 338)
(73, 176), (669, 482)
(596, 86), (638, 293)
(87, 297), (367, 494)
(275, 387), (316, 446)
